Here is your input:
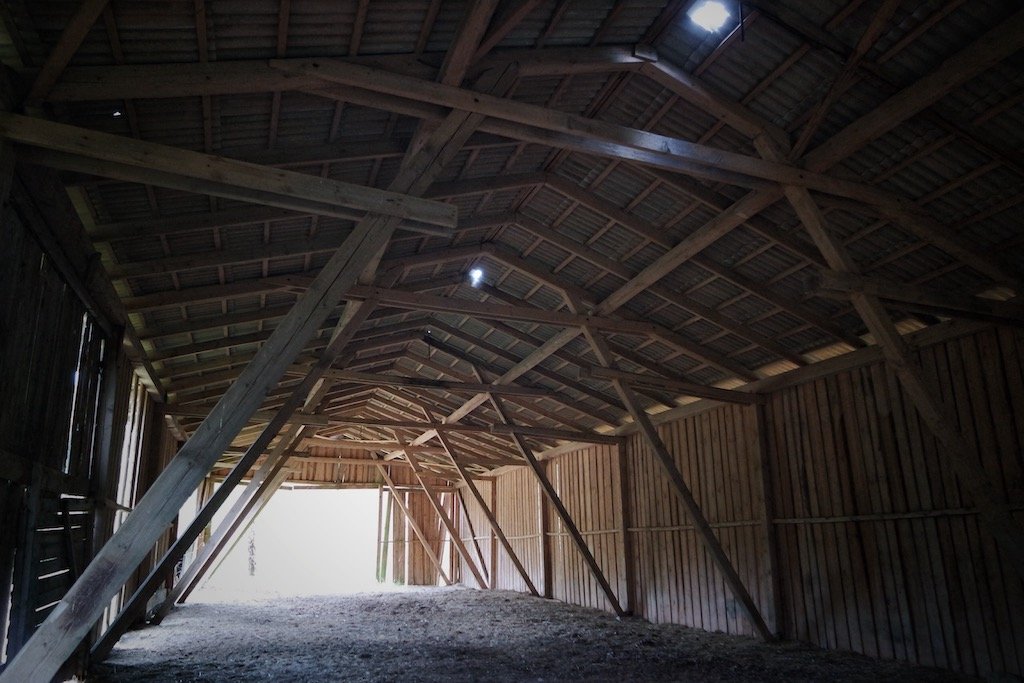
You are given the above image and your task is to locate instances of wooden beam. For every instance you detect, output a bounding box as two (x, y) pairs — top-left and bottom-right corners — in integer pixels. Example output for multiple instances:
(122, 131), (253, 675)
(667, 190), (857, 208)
(420, 329), (623, 426)
(582, 327), (774, 640)
(1, 82), (486, 682)
(799, 0), (903, 155)
(584, 367), (764, 405)
(803, 8), (1024, 171)
(324, 416), (611, 445)
(25, 0), (110, 103)
(401, 444), (488, 588)
(639, 60), (783, 141)
(756, 135), (1024, 584)
(345, 285), (653, 335)
(278, 59), (918, 207)
(91, 300), (378, 661)
(472, 0), (546, 62)
(155, 426), (301, 617)
(433, 428), (540, 596)
(294, 367), (556, 396)
(751, 403), (783, 636)
(370, 456), (453, 586)
(815, 270), (1024, 329)
(26, 147), (454, 239)
(488, 393), (627, 616)
(0, 113), (455, 229)
(594, 189), (782, 315)
(44, 48), (646, 102)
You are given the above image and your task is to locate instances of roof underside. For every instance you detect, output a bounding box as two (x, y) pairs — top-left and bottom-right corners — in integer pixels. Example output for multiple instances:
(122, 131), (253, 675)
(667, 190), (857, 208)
(5, 0), (1022, 482)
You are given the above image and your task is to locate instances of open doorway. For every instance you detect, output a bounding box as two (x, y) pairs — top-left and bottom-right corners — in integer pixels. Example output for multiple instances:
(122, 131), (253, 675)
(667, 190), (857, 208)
(189, 488), (382, 602)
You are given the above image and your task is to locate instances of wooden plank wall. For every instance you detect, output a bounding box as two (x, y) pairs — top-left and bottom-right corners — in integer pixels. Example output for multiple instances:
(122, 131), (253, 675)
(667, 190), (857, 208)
(402, 491), (444, 585)
(626, 402), (771, 637)
(765, 326), (1024, 677)
(377, 465), (452, 586)
(490, 466), (545, 595)
(471, 326), (1024, 679)
(0, 181), (180, 673)
(456, 479), (495, 588)
(548, 444), (627, 613)
(0, 199), (114, 665)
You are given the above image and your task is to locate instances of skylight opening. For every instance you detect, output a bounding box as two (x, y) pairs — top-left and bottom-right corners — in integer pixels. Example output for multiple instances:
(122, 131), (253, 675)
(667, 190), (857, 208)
(689, 1), (731, 32)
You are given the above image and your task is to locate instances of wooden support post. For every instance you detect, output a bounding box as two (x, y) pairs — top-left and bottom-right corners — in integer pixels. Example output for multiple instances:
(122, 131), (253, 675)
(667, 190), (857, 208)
(434, 429), (539, 597)
(582, 327), (775, 641)
(401, 445), (488, 589)
(757, 134), (1024, 582)
(752, 403), (783, 637)
(371, 457), (452, 586)
(489, 394), (626, 616)
(539, 459), (553, 600)
(489, 482), (498, 590)
(617, 444), (637, 615)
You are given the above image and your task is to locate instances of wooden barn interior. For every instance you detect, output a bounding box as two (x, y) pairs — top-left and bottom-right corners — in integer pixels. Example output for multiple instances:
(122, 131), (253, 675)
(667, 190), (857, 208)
(0, 0), (1022, 680)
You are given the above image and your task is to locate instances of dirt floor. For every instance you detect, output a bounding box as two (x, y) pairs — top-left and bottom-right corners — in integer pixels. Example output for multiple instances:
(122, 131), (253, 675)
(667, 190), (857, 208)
(90, 586), (974, 682)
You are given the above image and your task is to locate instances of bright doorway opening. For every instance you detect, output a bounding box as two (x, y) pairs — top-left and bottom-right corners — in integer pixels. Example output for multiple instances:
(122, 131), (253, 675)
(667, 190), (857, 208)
(190, 488), (383, 603)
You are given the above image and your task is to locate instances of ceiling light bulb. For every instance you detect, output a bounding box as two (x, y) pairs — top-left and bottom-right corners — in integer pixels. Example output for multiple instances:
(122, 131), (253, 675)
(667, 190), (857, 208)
(469, 268), (483, 286)
(689, 1), (730, 32)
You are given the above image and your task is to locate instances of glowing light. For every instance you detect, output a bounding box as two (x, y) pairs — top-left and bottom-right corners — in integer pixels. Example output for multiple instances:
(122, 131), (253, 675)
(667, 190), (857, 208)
(112, 110), (123, 117)
(689, 1), (730, 32)
(469, 268), (483, 286)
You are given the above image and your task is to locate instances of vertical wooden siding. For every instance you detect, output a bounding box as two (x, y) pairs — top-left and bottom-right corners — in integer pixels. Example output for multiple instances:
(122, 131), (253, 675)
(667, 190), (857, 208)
(470, 327), (1023, 679)
(767, 326), (1024, 677)
(491, 467), (545, 594)
(625, 402), (771, 637)
(457, 479), (495, 587)
(547, 444), (626, 613)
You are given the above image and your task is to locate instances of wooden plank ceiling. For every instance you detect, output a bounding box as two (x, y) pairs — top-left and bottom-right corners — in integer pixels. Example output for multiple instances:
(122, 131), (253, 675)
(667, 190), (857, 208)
(5, 0), (1022, 481)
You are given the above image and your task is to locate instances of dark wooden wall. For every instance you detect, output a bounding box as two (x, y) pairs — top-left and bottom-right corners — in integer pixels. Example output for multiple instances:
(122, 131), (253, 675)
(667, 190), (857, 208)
(0, 172), (178, 673)
(461, 325), (1024, 680)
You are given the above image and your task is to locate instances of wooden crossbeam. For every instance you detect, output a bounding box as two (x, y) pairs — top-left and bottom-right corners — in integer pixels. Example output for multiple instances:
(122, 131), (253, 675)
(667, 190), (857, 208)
(0, 113), (456, 229)
(401, 443), (488, 588)
(25, 0), (110, 103)
(275, 58), (915, 208)
(488, 393), (627, 616)
(428, 411), (540, 596)
(815, 270), (1024, 329)
(582, 327), (774, 639)
(756, 135), (1024, 584)
(292, 367), (556, 396)
(584, 367), (764, 405)
(370, 455), (454, 585)
(44, 47), (648, 102)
